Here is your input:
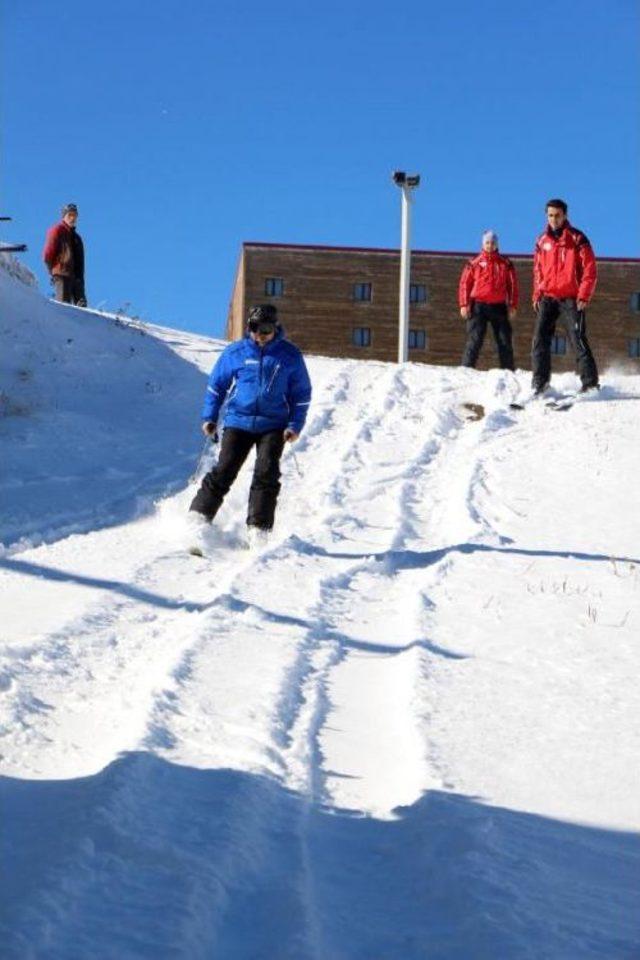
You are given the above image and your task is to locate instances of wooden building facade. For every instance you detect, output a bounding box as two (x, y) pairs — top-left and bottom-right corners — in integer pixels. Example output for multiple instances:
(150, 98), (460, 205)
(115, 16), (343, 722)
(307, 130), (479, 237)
(226, 242), (640, 371)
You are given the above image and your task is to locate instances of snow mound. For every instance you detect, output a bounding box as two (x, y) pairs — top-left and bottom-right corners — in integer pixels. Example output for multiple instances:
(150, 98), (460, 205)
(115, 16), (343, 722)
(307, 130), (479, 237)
(0, 250), (37, 288)
(0, 267), (207, 549)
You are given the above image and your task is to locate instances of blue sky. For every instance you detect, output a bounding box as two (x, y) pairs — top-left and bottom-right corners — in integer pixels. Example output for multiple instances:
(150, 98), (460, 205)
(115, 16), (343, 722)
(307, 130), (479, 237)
(2, 0), (638, 337)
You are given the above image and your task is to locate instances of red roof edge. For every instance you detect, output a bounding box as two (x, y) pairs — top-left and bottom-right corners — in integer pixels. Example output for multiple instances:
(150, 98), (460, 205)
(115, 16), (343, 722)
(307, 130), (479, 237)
(242, 240), (640, 263)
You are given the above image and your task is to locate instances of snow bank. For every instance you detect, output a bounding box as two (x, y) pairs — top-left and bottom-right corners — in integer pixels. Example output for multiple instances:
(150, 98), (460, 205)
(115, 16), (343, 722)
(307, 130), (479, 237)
(0, 251), (37, 288)
(0, 268), (210, 549)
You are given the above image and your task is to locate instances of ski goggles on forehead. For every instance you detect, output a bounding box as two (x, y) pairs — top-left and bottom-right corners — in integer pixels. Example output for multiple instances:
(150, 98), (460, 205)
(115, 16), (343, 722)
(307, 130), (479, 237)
(248, 319), (276, 334)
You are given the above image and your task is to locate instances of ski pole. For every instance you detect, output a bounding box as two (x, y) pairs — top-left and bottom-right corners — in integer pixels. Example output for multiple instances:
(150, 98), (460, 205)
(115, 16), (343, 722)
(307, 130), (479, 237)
(190, 439), (210, 482)
(290, 448), (303, 478)
(190, 433), (218, 482)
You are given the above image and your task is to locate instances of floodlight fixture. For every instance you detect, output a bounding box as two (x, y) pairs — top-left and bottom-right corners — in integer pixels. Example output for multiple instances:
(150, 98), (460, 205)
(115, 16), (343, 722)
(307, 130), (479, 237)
(392, 171), (420, 189)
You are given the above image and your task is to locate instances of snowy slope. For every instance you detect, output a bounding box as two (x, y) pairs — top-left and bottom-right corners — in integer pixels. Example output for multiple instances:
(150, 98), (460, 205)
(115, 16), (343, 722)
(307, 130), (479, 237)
(1, 272), (639, 959)
(0, 264), (211, 548)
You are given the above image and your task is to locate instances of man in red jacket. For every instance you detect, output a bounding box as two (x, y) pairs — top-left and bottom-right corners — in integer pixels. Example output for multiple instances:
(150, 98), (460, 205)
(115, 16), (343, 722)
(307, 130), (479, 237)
(458, 230), (518, 369)
(42, 203), (87, 306)
(531, 199), (598, 394)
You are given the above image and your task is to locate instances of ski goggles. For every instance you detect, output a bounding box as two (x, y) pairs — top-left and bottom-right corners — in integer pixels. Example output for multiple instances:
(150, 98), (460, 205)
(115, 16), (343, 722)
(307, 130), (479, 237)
(248, 319), (276, 334)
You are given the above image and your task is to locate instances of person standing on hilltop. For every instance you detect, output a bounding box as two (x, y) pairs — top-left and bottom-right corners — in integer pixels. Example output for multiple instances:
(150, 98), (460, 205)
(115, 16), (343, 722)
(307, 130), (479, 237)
(458, 230), (519, 370)
(531, 199), (599, 395)
(43, 203), (87, 306)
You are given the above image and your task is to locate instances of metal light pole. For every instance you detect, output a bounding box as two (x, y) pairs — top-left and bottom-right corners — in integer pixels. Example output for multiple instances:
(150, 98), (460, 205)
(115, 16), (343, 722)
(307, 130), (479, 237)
(392, 171), (420, 363)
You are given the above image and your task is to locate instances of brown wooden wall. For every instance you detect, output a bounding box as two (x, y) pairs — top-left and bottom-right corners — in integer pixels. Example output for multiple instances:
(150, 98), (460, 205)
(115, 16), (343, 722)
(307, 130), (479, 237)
(227, 244), (640, 372)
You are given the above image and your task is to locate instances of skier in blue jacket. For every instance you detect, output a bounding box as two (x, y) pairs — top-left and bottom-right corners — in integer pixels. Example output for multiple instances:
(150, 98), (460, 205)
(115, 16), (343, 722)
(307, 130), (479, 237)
(189, 304), (312, 546)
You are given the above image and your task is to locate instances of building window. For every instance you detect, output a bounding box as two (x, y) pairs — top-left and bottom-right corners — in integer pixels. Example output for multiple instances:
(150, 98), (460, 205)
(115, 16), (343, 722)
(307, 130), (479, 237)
(551, 335), (567, 355)
(630, 292), (640, 312)
(265, 277), (284, 297)
(408, 329), (427, 349)
(352, 327), (371, 347)
(628, 338), (640, 358)
(353, 282), (372, 302)
(410, 284), (427, 303)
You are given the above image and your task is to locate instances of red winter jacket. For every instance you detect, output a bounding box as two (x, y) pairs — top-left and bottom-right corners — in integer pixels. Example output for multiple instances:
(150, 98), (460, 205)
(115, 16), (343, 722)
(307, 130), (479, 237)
(42, 221), (84, 278)
(533, 222), (597, 304)
(458, 251), (519, 309)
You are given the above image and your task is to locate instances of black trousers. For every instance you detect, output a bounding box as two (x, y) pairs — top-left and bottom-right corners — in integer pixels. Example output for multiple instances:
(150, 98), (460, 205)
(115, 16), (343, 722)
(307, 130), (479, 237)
(53, 275), (87, 306)
(190, 427), (285, 529)
(461, 302), (514, 370)
(531, 297), (598, 391)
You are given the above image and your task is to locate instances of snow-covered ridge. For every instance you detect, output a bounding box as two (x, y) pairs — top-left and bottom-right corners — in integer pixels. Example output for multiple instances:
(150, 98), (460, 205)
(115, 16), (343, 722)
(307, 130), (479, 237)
(1, 280), (639, 958)
(0, 250), (37, 287)
(0, 267), (218, 550)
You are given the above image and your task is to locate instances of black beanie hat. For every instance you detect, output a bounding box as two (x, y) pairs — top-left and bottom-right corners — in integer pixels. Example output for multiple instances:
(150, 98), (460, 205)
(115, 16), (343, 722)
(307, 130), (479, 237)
(248, 304), (278, 325)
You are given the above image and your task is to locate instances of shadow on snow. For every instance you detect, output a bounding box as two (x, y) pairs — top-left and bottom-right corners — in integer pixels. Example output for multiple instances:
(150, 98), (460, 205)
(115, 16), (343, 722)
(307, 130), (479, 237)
(2, 539), (637, 617)
(288, 537), (640, 572)
(1, 753), (638, 959)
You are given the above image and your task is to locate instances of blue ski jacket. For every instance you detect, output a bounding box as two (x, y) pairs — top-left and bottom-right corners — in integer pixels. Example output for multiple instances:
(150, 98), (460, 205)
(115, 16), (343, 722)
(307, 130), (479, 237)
(201, 329), (312, 435)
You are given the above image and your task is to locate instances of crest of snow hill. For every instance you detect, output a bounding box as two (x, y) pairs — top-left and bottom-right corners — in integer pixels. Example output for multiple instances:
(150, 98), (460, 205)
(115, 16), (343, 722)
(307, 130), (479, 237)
(0, 250), (37, 287)
(0, 265), (204, 548)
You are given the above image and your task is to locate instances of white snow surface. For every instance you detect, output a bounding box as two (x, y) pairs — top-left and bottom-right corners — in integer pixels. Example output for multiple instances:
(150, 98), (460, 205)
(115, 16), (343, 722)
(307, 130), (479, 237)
(1, 268), (639, 958)
(0, 266), (207, 548)
(0, 251), (38, 289)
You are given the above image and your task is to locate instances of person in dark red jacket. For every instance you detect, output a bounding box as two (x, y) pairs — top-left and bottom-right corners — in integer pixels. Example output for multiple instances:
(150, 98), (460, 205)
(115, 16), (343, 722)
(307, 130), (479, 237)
(458, 230), (518, 369)
(42, 203), (87, 306)
(531, 199), (598, 394)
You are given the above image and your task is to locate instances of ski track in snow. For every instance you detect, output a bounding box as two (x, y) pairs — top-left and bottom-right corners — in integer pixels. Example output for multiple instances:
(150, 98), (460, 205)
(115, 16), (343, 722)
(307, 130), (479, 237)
(1, 300), (639, 958)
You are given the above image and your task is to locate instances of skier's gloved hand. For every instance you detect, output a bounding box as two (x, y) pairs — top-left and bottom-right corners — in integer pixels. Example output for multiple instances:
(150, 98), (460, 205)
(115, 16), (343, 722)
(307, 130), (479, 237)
(283, 428), (298, 443)
(202, 421), (218, 442)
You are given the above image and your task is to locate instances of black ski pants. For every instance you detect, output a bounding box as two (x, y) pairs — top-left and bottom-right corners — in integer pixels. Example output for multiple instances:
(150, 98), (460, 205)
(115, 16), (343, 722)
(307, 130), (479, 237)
(531, 297), (598, 391)
(461, 302), (514, 370)
(190, 427), (285, 530)
(53, 275), (87, 306)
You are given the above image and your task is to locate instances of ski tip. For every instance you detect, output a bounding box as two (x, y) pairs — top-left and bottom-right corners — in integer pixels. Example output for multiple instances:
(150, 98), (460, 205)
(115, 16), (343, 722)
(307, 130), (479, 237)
(546, 401), (575, 412)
